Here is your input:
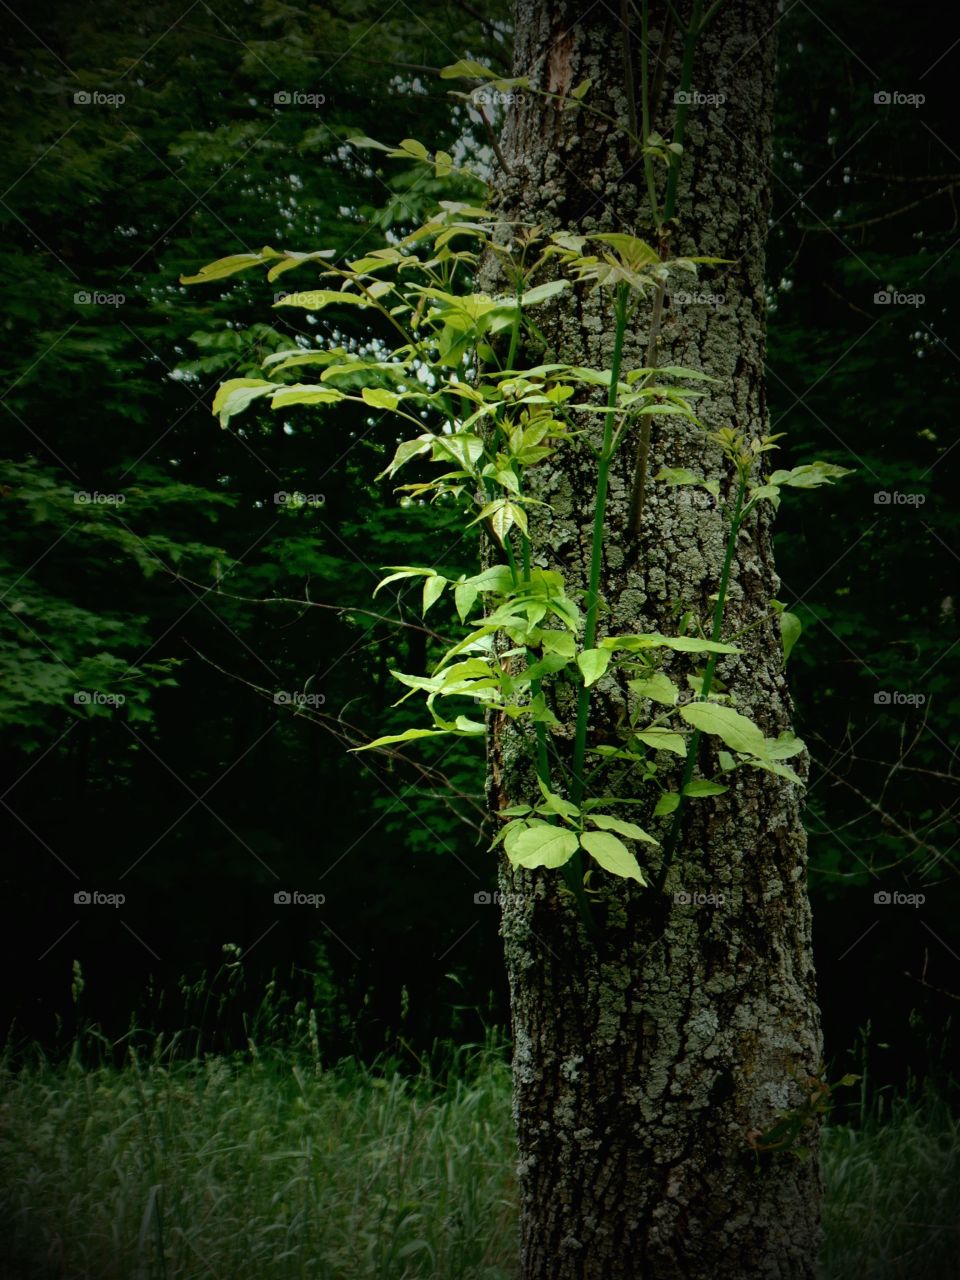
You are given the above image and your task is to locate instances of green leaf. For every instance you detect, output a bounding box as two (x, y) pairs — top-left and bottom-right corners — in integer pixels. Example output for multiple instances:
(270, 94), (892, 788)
(654, 792), (680, 816)
(439, 59), (498, 80)
(520, 280), (570, 307)
(472, 499), (527, 545)
(352, 727), (451, 752)
(361, 387), (401, 410)
(273, 290), (372, 311)
(265, 249), (339, 282)
(422, 576), (446, 615)
(180, 245), (283, 285)
(768, 461), (854, 489)
(655, 466), (701, 486)
(346, 134), (395, 152)
(570, 78), (592, 100)
(263, 349), (347, 372)
(580, 831), (647, 884)
(377, 436), (433, 480)
(602, 633), (740, 655)
(588, 233), (660, 266)
(270, 385), (346, 409)
(542, 631), (576, 659)
(747, 759), (803, 785)
(454, 582), (478, 622)
(577, 647), (612, 686)
(397, 138), (429, 160)
(635, 729), (687, 756)
(780, 610), (801, 664)
(537, 778), (580, 821)
(505, 821), (579, 869)
(586, 813), (658, 845)
(211, 378), (275, 427)
(628, 673), (680, 706)
(683, 779), (728, 797)
(679, 702), (768, 756)
(764, 731), (805, 761)
(373, 566), (434, 596)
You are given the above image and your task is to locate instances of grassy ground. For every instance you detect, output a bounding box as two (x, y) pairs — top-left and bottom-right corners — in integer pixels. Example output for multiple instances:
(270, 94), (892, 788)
(1, 1037), (957, 1280)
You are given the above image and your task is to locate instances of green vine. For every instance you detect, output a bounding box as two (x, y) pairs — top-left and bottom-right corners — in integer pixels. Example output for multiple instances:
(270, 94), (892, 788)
(181, 55), (850, 928)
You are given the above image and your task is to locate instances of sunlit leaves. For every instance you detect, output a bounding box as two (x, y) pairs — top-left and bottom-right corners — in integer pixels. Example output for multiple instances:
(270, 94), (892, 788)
(211, 379), (275, 427)
(505, 821), (579, 869)
(577, 647), (611, 686)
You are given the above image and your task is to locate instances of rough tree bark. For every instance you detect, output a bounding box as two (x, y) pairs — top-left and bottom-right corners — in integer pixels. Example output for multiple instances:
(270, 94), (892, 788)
(486, 3), (824, 1277)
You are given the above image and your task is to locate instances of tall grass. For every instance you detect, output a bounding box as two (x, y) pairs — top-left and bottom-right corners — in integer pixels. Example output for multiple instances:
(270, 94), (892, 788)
(1, 1021), (957, 1279)
(0, 1031), (517, 1280)
(820, 1092), (960, 1280)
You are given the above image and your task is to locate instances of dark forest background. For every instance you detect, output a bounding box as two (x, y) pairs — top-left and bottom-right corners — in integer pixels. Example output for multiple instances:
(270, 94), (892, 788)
(1, 0), (957, 1103)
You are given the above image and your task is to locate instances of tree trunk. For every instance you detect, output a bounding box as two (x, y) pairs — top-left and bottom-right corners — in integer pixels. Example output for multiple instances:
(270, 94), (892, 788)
(487, 3), (824, 1277)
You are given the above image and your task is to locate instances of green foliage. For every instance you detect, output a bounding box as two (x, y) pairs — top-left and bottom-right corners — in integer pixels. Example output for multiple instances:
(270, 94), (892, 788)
(185, 121), (848, 898)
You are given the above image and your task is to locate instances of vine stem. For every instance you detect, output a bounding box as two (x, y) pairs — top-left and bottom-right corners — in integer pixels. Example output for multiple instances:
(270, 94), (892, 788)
(640, 0), (660, 228)
(503, 284), (599, 939)
(627, 0), (703, 536)
(570, 283), (630, 810)
(663, 0), (704, 223)
(651, 473), (746, 896)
